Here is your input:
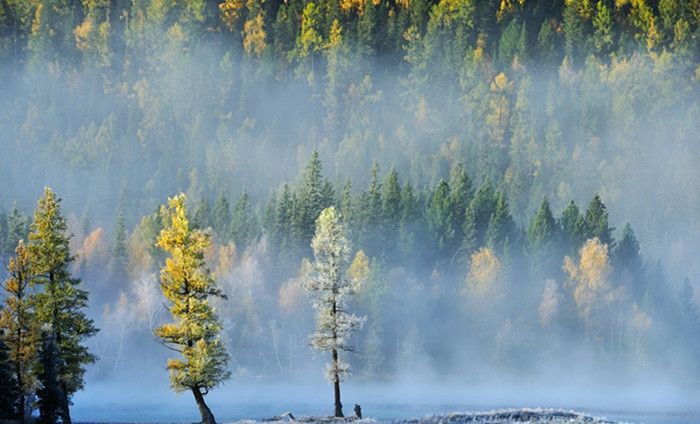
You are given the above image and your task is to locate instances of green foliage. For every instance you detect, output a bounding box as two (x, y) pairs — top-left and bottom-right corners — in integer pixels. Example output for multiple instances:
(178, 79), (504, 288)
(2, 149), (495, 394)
(584, 194), (614, 247)
(28, 188), (98, 406)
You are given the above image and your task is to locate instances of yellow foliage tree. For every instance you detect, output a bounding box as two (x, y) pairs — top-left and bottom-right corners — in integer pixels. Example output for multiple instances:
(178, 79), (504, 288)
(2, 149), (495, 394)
(466, 247), (502, 297)
(155, 194), (230, 424)
(563, 237), (614, 337)
(243, 14), (268, 58)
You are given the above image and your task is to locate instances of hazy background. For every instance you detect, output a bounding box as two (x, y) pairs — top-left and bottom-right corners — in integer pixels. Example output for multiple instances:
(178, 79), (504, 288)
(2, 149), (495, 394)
(0, 0), (699, 420)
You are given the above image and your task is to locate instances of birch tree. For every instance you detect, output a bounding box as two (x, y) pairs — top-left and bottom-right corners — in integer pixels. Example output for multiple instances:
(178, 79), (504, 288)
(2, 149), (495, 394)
(304, 207), (364, 417)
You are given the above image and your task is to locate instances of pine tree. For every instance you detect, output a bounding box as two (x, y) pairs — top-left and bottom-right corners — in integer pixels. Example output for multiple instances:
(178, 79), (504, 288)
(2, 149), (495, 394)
(426, 180), (457, 256)
(381, 169), (402, 255)
(0, 336), (17, 420)
(449, 164), (474, 233)
(155, 194), (230, 424)
(213, 194), (232, 240)
(4, 204), (28, 257)
(0, 240), (39, 423)
(463, 181), (497, 254)
(304, 207), (363, 418)
(584, 194), (614, 247)
(298, 151), (325, 245)
(36, 331), (61, 424)
(485, 192), (515, 259)
(109, 212), (129, 281)
(230, 191), (259, 250)
(526, 198), (558, 278)
(560, 200), (586, 255)
(28, 188), (98, 424)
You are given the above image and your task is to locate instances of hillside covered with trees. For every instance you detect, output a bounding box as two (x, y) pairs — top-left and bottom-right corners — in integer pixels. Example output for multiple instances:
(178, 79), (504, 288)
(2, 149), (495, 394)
(0, 0), (699, 420)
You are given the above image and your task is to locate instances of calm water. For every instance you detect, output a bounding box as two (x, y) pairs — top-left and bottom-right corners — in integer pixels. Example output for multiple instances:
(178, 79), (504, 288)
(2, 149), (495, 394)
(70, 381), (700, 424)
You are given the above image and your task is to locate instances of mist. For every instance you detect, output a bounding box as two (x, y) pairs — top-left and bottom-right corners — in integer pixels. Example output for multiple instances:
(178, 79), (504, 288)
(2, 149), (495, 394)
(1, 1), (700, 423)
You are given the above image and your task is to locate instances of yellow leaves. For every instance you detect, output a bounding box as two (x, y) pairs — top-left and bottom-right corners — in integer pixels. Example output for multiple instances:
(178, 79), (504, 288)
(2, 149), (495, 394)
(564, 237), (612, 327)
(74, 18), (93, 51)
(348, 250), (370, 291)
(243, 14), (268, 58)
(497, 0), (525, 22)
(486, 73), (512, 145)
(491, 72), (513, 92)
(327, 19), (343, 49)
(76, 227), (108, 270)
(466, 247), (502, 296)
(219, 0), (245, 31)
(340, 0), (364, 13)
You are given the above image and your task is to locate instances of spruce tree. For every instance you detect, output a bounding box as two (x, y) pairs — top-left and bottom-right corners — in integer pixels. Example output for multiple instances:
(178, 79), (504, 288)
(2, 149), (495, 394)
(213, 194), (232, 240)
(584, 194), (614, 247)
(560, 200), (586, 254)
(463, 181), (497, 253)
(109, 212), (129, 281)
(426, 180), (457, 256)
(0, 240), (39, 423)
(526, 198), (558, 278)
(0, 336), (17, 420)
(4, 204), (28, 257)
(485, 192), (516, 259)
(28, 188), (98, 424)
(36, 331), (61, 424)
(230, 191), (259, 250)
(155, 194), (230, 424)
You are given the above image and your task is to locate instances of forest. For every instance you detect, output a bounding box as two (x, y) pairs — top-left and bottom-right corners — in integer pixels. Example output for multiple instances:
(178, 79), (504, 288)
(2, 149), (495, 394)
(0, 0), (699, 422)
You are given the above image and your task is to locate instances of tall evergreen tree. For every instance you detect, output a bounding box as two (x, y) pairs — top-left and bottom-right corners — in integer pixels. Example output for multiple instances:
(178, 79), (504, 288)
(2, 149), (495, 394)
(109, 212), (129, 281)
(4, 204), (28, 257)
(230, 191), (259, 250)
(0, 336), (17, 420)
(36, 331), (61, 424)
(485, 192), (516, 259)
(560, 200), (586, 255)
(0, 240), (39, 423)
(426, 180), (457, 256)
(463, 181), (497, 254)
(584, 194), (614, 247)
(155, 194), (230, 424)
(213, 194), (232, 240)
(526, 198), (558, 278)
(28, 188), (98, 424)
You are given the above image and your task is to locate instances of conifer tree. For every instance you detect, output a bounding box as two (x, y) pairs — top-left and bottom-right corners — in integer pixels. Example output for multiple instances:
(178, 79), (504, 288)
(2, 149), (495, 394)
(0, 240), (39, 423)
(584, 194), (614, 247)
(109, 212), (129, 281)
(36, 331), (61, 424)
(4, 204), (28, 256)
(485, 192), (515, 259)
(463, 181), (497, 254)
(213, 194), (232, 240)
(304, 207), (363, 418)
(426, 180), (457, 256)
(526, 198), (558, 278)
(560, 200), (586, 255)
(28, 188), (98, 424)
(155, 194), (230, 424)
(0, 337), (17, 420)
(299, 151), (325, 245)
(231, 191), (259, 249)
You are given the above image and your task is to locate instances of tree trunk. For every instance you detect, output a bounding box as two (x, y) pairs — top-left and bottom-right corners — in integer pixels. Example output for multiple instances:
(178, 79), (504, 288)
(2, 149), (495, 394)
(59, 382), (72, 424)
(192, 387), (217, 424)
(332, 348), (343, 418)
